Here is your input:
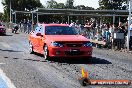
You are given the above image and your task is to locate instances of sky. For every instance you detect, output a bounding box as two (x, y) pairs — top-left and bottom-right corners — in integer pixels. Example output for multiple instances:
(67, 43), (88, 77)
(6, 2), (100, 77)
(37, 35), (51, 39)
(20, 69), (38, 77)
(0, 0), (99, 13)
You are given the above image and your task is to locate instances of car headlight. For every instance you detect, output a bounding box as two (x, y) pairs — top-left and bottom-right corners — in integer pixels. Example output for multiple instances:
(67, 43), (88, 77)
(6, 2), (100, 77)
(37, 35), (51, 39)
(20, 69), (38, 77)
(51, 42), (64, 47)
(83, 42), (92, 47)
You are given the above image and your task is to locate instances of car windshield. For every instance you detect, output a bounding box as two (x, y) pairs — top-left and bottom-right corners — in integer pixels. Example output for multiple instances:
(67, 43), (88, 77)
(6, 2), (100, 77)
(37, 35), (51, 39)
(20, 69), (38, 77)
(45, 26), (78, 35)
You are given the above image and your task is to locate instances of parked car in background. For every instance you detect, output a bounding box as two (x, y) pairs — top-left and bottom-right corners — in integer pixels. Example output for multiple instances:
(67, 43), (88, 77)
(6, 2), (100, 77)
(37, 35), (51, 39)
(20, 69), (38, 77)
(0, 25), (6, 35)
(29, 23), (93, 60)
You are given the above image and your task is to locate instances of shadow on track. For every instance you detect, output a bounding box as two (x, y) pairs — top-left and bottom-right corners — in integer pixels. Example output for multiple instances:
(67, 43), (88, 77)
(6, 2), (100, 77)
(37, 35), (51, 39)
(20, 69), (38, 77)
(23, 58), (46, 62)
(0, 49), (22, 52)
(25, 52), (112, 64)
(49, 57), (112, 64)
(0, 34), (13, 36)
(13, 33), (20, 34)
(13, 57), (19, 59)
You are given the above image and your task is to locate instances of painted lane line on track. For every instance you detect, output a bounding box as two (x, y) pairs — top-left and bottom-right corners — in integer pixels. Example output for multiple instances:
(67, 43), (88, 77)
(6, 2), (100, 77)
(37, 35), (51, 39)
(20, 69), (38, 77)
(0, 68), (16, 88)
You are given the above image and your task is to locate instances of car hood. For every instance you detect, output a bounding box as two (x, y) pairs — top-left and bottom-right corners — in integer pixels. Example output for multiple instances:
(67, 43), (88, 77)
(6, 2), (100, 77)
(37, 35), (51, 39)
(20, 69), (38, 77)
(45, 35), (89, 42)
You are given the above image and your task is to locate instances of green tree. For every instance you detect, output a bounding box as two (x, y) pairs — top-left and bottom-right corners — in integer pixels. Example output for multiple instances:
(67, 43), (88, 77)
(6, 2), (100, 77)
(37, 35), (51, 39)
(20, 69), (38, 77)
(47, 0), (65, 9)
(2, 0), (43, 22)
(74, 5), (94, 10)
(98, 0), (128, 23)
(74, 5), (85, 9)
(99, 0), (127, 10)
(47, 0), (57, 8)
(65, 0), (74, 9)
(56, 3), (65, 9)
(0, 13), (3, 21)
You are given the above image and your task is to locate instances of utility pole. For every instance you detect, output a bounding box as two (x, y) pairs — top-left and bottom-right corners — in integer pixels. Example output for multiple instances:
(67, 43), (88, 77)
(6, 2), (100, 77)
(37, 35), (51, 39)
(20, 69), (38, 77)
(32, 12), (34, 30)
(10, 0), (12, 23)
(127, 0), (131, 51)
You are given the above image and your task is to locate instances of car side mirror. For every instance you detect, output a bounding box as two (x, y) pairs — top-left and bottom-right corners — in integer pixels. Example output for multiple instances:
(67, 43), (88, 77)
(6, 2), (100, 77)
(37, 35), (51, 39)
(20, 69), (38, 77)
(81, 33), (85, 36)
(36, 33), (43, 37)
(39, 34), (43, 37)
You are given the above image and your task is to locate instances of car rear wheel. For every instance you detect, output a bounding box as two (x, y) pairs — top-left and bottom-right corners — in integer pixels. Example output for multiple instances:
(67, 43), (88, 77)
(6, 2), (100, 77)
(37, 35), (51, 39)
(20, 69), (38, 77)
(43, 45), (50, 60)
(3, 32), (6, 35)
(29, 41), (34, 54)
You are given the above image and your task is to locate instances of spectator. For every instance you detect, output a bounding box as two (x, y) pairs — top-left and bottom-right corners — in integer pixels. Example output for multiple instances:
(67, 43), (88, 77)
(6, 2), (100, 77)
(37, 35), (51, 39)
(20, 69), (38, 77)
(19, 20), (23, 32)
(104, 24), (111, 43)
(102, 24), (107, 39)
(94, 30), (102, 41)
(112, 23), (125, 50)
(84, 20), (92, 39)
(118, 26), (126, 50)
(90, 21), (96, 39)
(112, 24), (118, 50)
(70, 22), (75, 27)
(23, 19), (27, 33)
(75, 22), (81, 34)
(27, 20), (32, 34)
(109, 24), (114, 35)
(118, 22), (123, 28)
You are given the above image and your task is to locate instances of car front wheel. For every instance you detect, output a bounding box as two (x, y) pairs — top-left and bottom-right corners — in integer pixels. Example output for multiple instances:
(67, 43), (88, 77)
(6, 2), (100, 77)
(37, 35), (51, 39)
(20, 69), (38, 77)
(29, 41), (34, 54)
(43, 45), (50, 60)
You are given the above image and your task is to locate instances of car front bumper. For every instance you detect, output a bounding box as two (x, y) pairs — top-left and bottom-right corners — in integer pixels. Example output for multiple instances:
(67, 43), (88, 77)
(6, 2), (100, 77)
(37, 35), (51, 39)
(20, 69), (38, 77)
(0, 30), (6, 34)
(48, 47), (92, 58)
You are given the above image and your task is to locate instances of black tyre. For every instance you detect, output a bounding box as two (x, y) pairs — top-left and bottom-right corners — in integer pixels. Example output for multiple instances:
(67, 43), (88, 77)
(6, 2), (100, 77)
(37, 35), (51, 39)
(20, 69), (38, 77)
(79, 77), (90, 86)
(29, 41), (34, 54)
(12, 30), (14, 33)
(2, 33), (6, 36)
(4, 32), (6, 35)
(43, 45), (50, 60)
(15, 30), (17, 34)
(15, 29), (18, 34)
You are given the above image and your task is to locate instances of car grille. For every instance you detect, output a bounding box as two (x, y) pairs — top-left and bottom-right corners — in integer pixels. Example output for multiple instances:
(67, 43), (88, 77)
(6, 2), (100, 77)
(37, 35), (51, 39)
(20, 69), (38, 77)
(66, 44), (82, 47)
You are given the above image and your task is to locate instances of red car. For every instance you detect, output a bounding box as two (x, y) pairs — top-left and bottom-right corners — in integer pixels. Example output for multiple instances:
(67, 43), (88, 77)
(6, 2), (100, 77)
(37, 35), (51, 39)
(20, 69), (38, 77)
(0, 26), (6, 35)
(29, 24), (92, 60)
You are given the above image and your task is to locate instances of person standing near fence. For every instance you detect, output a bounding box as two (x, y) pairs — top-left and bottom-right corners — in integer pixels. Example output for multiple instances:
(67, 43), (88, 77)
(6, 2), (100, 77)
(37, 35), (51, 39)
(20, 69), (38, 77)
(75, 21), (81, 34)
(94, 30), (102, 41)
(90, 21), (96, 39)
(23, 19), (27, 33)
(19, 20), (23, 32)
(112, 24), (118, 50)
(101, 24), (106, 39)
(84, 20), (91, 39)
(117, 25), (126, 50)
(27, 20), (32, 34)
(112, 23), (125, 50)
(104, 24), (111, 43)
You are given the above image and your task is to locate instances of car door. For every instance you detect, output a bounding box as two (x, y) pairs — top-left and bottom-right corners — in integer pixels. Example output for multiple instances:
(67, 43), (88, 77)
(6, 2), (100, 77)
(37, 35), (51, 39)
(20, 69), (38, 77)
(38, 26), (45, 54)
(33, 26), (42, 53)
(29, 31), (36, 48)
